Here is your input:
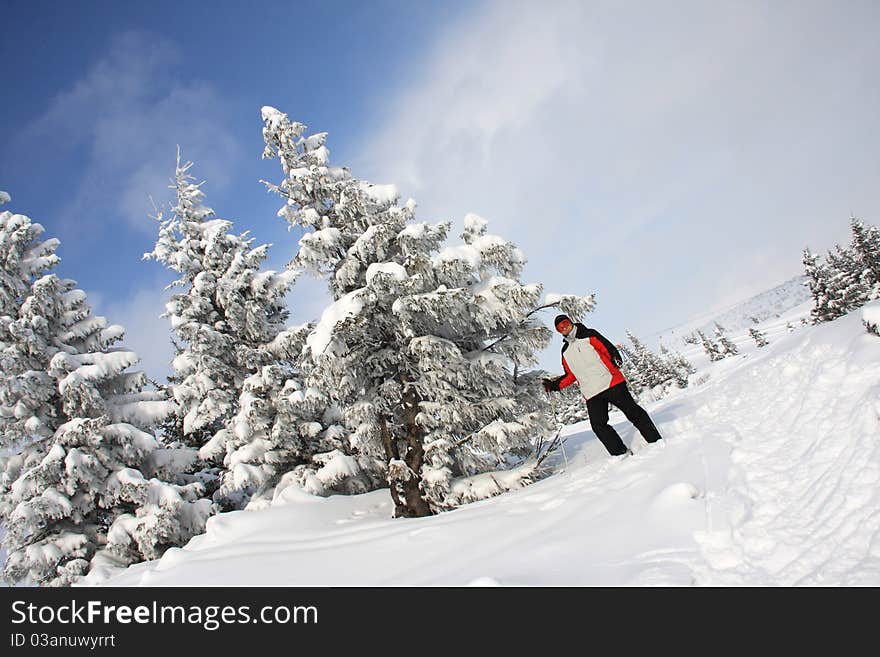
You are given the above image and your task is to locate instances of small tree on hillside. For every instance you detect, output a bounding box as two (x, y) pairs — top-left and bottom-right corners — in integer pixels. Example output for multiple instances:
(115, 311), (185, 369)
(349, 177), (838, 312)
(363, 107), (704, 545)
(697, 329), (722, 361)
(824, 246), (869, 318)
(713, 322), (739, 358)
(850, 217), (880, 299)
(748, 327), (769, 347)
(659, 343), (694, 387)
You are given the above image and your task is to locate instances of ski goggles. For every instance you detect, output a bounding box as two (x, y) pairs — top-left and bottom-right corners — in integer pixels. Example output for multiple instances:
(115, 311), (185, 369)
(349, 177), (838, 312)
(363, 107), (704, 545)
(555, 318), (572, 333)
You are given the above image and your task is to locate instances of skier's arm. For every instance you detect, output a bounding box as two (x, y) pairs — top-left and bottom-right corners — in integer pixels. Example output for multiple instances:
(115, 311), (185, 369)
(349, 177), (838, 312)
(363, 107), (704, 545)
(543, 358), (577, 392)
(589, 329), (623, 367)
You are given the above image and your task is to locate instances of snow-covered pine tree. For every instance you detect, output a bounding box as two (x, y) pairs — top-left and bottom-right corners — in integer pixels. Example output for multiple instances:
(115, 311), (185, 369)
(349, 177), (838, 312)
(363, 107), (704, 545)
(623, 331), (669, 391)
(850, 217), (880, 299)
(803, 248), (835, 324)
(0, 210), (61, 450)
(203, 325), (382, 510)
(617, 343), (643, 394)
(553, 385), (590, 425)
(0, 214), (211, 585)
(261, 107), (593, 516)
(824, 245), (869, 319)
(748, 327), (769, 347)
(697, 329), (722, 361)
(147, 154), (371, 510)
(620, 332), (691, 397)
(658, 343), (694, 387)
(713, 322), (739, 358)
(144, 154), (304, 501)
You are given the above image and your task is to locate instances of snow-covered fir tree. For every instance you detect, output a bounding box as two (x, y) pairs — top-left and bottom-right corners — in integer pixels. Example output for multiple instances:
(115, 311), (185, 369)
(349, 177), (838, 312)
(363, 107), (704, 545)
(147, 153), (374, 510)
(552, 385), (590, 425)
(803, 248), (835, 324)
(619, 331), (692, 398)
(144, 155), (297, 499)
(202, 325), (383, 509)
(0, 210), (61, 450)
(261, 106), (593, 517)
(713, 322), (739, 358)
(145, 154), (294, 450)
(804, 217), (880, 325)
(0, 212), (211, 586)
(849, 217), (880, 299)
(658, 343), (694, 387)
(748, 327), (769, 348)
(623, 331), (667, 390)
(617, 343), (642, 394)
(697, 329), (722, 361)
(824, 246), (869, 318)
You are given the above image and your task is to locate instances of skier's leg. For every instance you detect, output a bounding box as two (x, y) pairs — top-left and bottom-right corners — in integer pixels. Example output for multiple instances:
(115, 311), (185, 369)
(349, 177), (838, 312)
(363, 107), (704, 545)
(587, 393), (629, 456)
(608, 383), (663, 443)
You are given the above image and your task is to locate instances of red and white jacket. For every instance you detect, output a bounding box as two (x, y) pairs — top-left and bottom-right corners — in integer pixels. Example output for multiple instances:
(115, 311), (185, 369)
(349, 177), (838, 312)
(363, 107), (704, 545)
(553, 323), (625, 400)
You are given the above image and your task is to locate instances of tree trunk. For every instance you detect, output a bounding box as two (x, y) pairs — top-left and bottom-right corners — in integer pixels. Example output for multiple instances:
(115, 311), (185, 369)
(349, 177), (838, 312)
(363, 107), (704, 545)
(399, 383), (432, 518)
(378, 415), (406, 516)
(380, 381), (433, 519)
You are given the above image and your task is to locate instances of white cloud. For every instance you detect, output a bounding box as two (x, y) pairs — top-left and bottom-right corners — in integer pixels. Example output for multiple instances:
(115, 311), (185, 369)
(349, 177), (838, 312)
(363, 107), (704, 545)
(355, 0), (880, 348)
(23, 31), (241, 233)
(96, 281), (174, 383)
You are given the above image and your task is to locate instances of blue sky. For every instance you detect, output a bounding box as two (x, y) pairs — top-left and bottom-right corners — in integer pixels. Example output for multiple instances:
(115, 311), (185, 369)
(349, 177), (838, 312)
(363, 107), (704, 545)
(2, 0), (880, 379)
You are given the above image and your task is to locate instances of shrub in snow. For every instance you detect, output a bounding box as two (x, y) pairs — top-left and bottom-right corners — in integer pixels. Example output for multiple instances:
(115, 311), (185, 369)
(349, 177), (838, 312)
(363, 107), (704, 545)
(863, 302), (880, 336)
(261, 107), (594, 516)
(749, 327), (769, 347)
(0, 211), (209, 586)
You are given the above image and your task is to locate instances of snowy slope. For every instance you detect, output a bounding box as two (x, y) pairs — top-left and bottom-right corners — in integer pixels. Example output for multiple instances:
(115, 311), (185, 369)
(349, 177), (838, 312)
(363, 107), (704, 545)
(655, 276), (812, 350)
(84, 306), (880, 586)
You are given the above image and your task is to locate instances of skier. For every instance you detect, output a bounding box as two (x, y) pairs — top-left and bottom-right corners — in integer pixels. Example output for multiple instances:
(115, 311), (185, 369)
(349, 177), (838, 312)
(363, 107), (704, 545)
(543, 314), (663, 456)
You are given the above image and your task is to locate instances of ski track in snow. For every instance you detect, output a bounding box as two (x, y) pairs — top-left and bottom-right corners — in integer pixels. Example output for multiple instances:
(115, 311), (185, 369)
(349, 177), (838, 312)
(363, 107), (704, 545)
(687, 319), (880, 585)
(86, 310), (880, 587)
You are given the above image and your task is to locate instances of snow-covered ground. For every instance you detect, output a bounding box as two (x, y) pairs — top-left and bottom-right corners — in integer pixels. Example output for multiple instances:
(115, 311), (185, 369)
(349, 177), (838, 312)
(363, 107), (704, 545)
(84, 304), (880, 586)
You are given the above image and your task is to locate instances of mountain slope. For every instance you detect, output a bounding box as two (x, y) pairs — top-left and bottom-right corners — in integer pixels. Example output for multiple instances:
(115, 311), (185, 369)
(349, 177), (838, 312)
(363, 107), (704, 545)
(655, 275), (812, 350)
(84, 306), (880, 586)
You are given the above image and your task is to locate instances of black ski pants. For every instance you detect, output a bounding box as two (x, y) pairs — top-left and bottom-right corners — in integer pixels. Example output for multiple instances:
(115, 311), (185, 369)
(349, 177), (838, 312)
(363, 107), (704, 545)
(586, 382), (663, 456)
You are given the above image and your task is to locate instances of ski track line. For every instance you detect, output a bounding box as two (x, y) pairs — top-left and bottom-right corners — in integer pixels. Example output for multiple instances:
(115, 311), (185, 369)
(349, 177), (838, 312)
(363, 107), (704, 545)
(691, 330), (880, 585)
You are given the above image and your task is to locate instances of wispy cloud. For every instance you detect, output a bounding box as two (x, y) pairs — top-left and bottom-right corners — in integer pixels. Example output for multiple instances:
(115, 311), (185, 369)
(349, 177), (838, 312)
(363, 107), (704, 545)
(356, 0), (880, 341)
(93, 280), (175, 383)
(23, 31), (241, 233)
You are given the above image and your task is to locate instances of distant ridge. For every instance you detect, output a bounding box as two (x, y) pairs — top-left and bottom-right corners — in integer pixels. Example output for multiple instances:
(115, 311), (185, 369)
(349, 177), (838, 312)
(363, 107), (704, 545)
(655, 275), (812, 348)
